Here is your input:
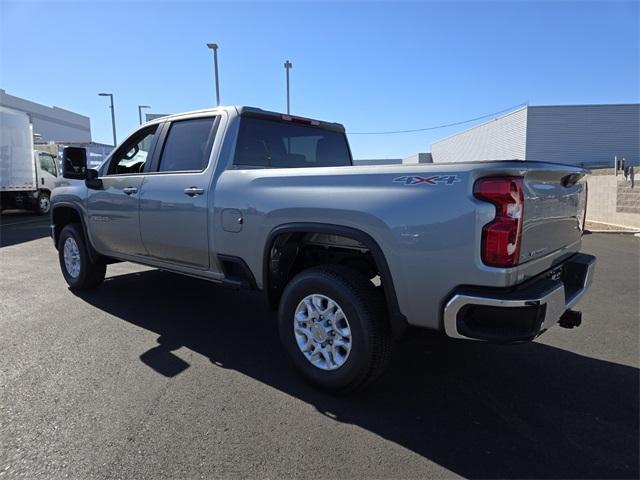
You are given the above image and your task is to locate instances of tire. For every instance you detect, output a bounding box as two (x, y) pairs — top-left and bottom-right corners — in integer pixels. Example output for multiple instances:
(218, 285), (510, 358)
(58, 223), (106, 289)
(278, 265), (392, 393)
(34, 191), (51, 215)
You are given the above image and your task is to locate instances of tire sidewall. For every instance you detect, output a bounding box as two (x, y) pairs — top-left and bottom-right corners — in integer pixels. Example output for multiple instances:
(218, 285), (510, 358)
(35, 191), (50, 215)
(278, 269), (376, 390)
(58, 224), (90, 288)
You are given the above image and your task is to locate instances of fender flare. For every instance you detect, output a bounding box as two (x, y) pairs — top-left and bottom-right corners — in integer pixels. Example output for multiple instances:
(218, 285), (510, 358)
(51, 202), (100, 263)
(263, 222), (408, 339)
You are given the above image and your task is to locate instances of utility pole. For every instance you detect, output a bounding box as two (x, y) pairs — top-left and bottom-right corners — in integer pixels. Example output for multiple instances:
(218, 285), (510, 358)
(138, 105), (151, 125)
(284, 60), (293, 114)
(207, 43), (221, 106)
(98, 93), (117, 146)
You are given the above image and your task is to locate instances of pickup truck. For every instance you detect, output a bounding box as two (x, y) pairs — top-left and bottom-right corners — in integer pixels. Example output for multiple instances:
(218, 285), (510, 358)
(51, 106), (596, 393)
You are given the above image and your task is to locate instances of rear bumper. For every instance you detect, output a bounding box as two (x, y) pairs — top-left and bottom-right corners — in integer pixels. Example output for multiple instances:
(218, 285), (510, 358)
(443, 253), (596, 342)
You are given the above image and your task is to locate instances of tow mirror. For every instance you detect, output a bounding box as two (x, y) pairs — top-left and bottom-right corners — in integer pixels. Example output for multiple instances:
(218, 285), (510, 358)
(62, 147), (88, 179)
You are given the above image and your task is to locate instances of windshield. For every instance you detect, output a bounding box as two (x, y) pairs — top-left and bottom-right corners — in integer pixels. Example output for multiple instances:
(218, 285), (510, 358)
(234, 117), (352, 168)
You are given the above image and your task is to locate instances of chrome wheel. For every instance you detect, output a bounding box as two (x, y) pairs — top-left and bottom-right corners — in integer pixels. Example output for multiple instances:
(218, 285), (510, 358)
(63, 237), (81, 278)
(294, 294), (352, 371)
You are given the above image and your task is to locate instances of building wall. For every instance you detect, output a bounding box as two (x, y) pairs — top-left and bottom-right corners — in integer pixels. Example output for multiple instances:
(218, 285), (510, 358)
(526, 104), (640, 167)
(353, 158), (402, 165)
(0, 89), (91, 143)
(586, 172), (640, 229)
(402, 153), (433, 164)
(431, 107), (527, 163)
(431, 104), (640, 167)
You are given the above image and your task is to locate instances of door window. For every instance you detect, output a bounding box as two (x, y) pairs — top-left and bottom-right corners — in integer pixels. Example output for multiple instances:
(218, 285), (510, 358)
(39, 153), (58, 176)
(108, 125), (158, 175)
(157, 117), (216, 172)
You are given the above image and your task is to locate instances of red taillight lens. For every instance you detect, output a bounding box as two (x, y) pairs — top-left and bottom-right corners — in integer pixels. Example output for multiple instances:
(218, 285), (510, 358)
(474, 177), (524, 268)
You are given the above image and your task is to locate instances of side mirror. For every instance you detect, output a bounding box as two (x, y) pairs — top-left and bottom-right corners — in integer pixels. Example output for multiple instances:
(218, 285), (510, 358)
(62, 147), (88, 179)
(85, 169), (103, 190)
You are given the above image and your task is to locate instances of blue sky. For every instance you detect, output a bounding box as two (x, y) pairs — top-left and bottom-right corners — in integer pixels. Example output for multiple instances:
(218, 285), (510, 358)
(1, 1), (638, 159)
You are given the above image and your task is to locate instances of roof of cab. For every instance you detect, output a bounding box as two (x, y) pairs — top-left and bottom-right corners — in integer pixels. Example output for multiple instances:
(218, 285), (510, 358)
(145, 106), (345, 132)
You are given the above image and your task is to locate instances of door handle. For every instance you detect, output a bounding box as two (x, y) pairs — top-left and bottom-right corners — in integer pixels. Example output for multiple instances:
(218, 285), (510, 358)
(123, 187), (138, 195)
(183, 187), (205, 197)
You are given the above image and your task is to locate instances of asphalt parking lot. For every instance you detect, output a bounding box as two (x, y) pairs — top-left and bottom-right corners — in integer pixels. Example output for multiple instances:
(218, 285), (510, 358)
(1, 212), (638, 479)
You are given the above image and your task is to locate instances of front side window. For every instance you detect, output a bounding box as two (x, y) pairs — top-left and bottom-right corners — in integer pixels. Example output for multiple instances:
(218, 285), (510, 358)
(39, 153), (57, 176)
(157, 117), (216, 172)
(108, 125), (158, 175)
(234, 117), (352, 168)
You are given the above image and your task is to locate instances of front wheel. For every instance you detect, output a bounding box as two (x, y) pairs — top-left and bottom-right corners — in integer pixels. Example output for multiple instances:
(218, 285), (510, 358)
(58, 223), (106, 289)
(34, 191), (50, 215)
(278, 265), (392, 393)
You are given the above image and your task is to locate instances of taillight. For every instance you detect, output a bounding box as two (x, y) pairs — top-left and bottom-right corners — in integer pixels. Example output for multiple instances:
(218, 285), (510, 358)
(474, 177), (524, 268)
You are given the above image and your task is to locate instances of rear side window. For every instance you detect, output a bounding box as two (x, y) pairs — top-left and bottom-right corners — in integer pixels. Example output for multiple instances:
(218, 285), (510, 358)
(234, 117), (351, 168)
(158, 117), (216, 172)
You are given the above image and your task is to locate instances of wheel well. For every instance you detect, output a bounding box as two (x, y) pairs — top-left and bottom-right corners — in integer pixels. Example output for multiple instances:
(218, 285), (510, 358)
(264, 226), (408, 338)
(52, 206), (82, 248)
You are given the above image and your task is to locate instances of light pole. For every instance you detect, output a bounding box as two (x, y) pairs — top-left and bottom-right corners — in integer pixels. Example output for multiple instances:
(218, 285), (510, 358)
(138, 105), (151, 125)
(206, 43), (221, 106)
(284, 60), (293, 114)
(98, 93), (117, 146)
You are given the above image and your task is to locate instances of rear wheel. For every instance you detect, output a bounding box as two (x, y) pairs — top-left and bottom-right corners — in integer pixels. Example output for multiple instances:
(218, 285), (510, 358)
(58, 223), (106, 289)
(278, 265), (392, 393)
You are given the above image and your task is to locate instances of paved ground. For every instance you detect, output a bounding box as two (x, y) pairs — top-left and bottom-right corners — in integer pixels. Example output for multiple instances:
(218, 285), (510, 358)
(1, 212), (638, 479)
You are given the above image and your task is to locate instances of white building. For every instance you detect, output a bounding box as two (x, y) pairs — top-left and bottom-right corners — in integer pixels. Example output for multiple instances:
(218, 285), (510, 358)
(353, 153), (432, 166)
(0, 89), (91, 143)
(431, 104), (640, 167)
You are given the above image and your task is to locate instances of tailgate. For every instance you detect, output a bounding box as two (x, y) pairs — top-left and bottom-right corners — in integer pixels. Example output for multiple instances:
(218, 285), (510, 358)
(519, 167), (587, 264)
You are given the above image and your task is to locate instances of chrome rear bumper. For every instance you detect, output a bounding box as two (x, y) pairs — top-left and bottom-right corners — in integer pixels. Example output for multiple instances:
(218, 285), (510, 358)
(443, 253), (596, 342)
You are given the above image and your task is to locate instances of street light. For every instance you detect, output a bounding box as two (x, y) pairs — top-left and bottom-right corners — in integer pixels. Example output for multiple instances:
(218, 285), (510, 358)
(284, 60), (293, 114)
(98, 93), (117, 146)
(206, 43), (221, 106)
(138, 105), (151, 125)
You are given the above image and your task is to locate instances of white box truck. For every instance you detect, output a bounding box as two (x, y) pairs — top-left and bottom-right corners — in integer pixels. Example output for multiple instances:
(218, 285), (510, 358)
(0, 106), (59, 214)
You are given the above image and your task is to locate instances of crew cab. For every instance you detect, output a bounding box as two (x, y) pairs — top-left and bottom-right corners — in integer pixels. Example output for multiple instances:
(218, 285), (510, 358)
(51, 106), (596, 392)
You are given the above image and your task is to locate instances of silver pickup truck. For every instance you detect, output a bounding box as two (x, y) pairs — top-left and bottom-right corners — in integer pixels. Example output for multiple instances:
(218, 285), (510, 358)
(51, 106), (596, 392)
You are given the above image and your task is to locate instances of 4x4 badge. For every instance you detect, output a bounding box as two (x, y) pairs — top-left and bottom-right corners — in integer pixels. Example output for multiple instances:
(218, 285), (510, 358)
(393, 175), (461, 186)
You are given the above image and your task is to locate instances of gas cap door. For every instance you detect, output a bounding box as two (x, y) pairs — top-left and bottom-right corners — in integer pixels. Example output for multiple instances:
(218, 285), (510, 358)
(222, 208), (243, 233)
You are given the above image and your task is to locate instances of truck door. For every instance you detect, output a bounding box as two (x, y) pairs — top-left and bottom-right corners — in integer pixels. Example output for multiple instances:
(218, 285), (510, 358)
(87, 125), (159, 256)
(138, 116), (218, 269)
(36, 151), (58, 191)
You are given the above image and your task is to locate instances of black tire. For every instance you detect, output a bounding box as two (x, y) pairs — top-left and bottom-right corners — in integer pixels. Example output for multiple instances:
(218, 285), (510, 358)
(278, 265), (392, 394)
(34, 191), (51, 215)
(58, 223), (106, 289)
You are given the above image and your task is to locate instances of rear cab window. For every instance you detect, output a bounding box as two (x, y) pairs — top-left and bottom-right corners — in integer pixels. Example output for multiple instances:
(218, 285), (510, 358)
(233, 116), (352, 168)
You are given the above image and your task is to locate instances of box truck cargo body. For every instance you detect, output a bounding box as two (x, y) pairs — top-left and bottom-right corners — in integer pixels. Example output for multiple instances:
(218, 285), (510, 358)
(1, 107), (59, 214)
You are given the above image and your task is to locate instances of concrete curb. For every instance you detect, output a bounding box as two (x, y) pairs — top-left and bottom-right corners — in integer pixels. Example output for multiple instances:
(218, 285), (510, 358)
(585, 229), (640, 234)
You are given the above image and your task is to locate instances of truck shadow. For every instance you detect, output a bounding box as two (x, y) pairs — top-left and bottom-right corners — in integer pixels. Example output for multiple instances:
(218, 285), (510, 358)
(0, 211), (51, 247)
(74, 269), (639, 479)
